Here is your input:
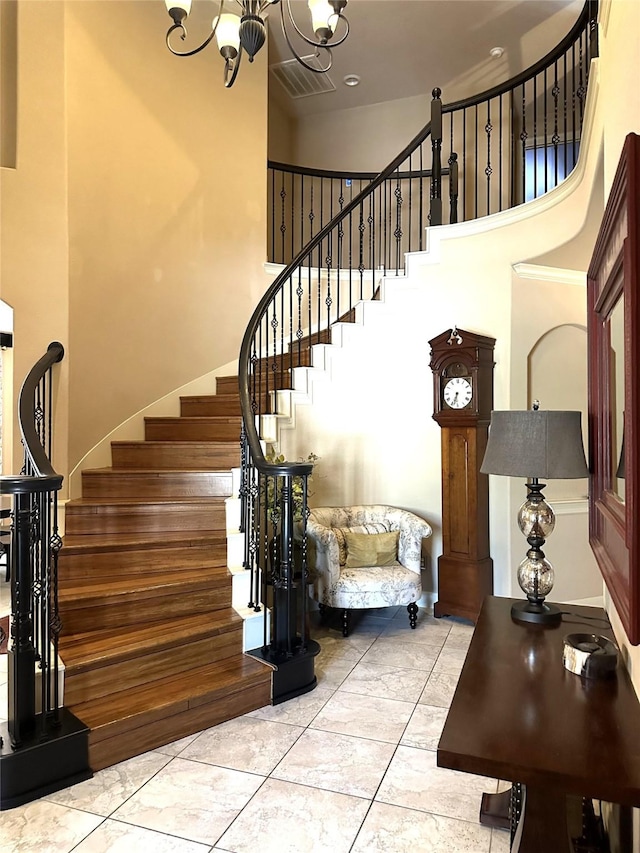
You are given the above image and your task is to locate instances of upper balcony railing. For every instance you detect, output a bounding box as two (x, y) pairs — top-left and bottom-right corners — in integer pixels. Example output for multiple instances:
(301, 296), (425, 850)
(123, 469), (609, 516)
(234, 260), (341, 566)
(267, 0), (597, 269)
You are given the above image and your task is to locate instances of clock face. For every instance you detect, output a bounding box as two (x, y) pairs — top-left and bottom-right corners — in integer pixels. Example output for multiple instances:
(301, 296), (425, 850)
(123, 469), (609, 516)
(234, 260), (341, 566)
(443, 376), (473, 409)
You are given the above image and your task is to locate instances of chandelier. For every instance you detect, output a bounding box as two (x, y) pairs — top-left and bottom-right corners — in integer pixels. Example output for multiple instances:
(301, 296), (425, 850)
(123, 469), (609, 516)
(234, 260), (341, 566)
(164, 0), (350, 88)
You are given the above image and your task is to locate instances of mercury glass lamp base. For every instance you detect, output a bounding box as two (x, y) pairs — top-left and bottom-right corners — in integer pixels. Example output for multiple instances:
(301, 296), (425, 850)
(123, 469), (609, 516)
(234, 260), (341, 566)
(511, 599), (562, 627)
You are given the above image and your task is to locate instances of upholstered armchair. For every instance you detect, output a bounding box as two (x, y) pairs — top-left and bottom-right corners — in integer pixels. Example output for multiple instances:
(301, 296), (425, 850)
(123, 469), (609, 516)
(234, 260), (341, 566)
(306, 505), (433, 636)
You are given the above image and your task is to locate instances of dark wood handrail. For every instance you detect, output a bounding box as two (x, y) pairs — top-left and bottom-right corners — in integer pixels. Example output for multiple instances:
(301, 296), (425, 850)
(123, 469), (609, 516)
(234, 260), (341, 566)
(268, 161), (447, 182)
(17, 341), (64, 482)
(1, 475), (62, 494)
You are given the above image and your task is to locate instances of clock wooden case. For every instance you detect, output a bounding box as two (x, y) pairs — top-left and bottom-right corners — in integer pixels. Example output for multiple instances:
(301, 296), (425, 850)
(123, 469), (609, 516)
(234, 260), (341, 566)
(429, 328), (496, 622)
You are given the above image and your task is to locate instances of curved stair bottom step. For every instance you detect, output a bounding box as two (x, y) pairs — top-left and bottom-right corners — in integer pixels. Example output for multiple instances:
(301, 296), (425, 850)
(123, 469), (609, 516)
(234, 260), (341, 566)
(71, 654), (272, 771)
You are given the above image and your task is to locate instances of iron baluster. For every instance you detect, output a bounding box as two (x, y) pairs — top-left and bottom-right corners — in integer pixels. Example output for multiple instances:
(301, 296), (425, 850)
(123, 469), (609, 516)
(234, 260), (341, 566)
(572, 42), (577, 168)
(408, 151), (413, 254)
(337, 182), (344, 320)
(419, 142), (424, 245)
(290, 170), (295, 264)
(316, 242), (322, 344)
(394, 169), (403, 274)
(577, 29), (586, 128)
(462, 108), (467, 222)
(49, 496), (63, 724)
(543, 67), (549, 194)
(499, 94), (504, 211)
(553, 61), (560, 188)
(474, 102), (479, 218)
(449, 152), (459, 224)
(270, 167), (276, 261)
(358, 201), (365, 299)
(325, 237), (333, 331)
(300, 174), (305, 261)
(533, 74), (538, 198)
(485, 100), (492, 215)
(296, 268), (304, 366)
(521, 82), (527, 204)
(279, 172), (286, 265)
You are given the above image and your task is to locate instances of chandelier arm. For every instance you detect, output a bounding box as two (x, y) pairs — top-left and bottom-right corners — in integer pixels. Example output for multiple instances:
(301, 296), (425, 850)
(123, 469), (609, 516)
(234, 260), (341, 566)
(224, 44), (243, 88)
(282, 0), (349, 50)
(166, 0), (224, 58)
(279, 6), (332, 72)
(282, 25), (333, 72)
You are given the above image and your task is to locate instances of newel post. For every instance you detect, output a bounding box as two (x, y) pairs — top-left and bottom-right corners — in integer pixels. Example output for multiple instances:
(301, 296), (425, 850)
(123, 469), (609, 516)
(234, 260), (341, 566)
(430, 87), (443, 226)
(449, 152), (459, 224)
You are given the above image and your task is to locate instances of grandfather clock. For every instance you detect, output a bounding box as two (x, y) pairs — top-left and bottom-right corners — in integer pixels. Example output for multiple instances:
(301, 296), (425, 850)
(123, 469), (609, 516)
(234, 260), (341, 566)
(429, 327), (496, 622)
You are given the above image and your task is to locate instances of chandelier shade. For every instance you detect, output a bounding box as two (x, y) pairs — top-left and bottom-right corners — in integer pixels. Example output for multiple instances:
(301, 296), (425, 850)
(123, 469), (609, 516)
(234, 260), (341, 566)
(164, 0), (350, 88)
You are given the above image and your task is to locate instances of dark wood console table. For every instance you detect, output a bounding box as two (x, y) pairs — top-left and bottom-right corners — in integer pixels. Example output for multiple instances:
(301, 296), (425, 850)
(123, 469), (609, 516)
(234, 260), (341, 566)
(437, 596), (640, 851)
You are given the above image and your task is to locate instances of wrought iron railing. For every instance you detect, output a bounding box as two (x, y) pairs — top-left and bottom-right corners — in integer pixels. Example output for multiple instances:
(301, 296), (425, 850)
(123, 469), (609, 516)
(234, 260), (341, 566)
(1, 343), (65, 747)
(268, 0), (598, 267)
(239, 1), (598, 696)
(268, 156), (451, 267)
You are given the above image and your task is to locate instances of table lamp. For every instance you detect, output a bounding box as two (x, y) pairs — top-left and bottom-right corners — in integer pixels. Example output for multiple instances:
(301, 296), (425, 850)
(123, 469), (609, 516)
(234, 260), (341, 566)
(480, 402), (589, 626)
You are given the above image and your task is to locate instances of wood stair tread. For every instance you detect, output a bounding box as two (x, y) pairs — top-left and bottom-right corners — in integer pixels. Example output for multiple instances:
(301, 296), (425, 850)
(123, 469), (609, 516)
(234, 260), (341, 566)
(67, 496), (225, 507)
(145, 417), (242, 423)
(82, 467), (234, 474)
(71, 654), (271, 738)
(60, 610), (243, 672)
(180, 394), (240, 402)
(59, 567), (230, 604)
(112, 440), (238, 447)
(61, 530), (227, 554)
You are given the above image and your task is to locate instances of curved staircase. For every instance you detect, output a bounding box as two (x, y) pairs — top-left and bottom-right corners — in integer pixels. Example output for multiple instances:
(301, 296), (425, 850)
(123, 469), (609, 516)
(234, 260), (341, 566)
(58, 377), (271, 771)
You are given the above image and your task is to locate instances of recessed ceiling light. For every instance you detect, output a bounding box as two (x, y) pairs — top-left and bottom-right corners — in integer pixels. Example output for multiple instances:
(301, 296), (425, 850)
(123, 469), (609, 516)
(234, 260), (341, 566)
(490, 46), (505, 59)
(343, 74), (361, 87)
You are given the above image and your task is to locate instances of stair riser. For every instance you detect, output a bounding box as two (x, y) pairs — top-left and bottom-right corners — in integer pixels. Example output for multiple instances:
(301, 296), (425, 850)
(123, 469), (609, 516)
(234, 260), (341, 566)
(64, 629), (242, 706)
(81, 471), (233, 500)
(180, 397), (241, 417)
(111, 443), (241, 469)
(58, 546), (227, 580)
(60, 586), (231, 634)
(86, 680), (271, 771)
(144, 419), (242, 443)
(215, 377), (239, 395)
(65, 503), (226, 536)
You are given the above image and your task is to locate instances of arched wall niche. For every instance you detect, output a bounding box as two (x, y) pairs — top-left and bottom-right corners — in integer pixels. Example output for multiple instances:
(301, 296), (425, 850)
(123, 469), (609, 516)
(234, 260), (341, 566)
(527, 322), (589, 501)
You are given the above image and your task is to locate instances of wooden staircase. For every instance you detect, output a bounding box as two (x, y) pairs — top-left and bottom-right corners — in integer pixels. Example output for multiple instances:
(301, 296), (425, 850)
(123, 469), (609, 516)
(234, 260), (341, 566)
(58, 377), (272, 771)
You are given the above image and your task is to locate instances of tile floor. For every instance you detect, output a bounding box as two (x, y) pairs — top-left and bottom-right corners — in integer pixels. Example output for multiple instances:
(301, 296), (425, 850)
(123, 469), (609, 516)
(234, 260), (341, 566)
(0, 588), (511, 853)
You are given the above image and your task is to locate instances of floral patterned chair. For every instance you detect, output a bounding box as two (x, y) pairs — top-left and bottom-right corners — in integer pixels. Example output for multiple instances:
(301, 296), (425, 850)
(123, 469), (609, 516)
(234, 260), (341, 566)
(306, 505), (433, 636)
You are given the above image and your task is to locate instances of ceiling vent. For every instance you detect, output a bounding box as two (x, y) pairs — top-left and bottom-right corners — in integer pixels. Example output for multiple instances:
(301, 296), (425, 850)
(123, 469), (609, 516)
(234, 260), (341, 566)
(269, 55), (336, 99)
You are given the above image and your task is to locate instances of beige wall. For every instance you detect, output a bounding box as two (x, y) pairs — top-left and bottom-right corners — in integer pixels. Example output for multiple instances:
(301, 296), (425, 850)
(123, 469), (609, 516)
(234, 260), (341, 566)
(268, 92), (296, 163)
(65, 1), (268, 472)
(0, 0), (70, 478)
(0, 0), (270, 483)
(294, 94), (431, 172)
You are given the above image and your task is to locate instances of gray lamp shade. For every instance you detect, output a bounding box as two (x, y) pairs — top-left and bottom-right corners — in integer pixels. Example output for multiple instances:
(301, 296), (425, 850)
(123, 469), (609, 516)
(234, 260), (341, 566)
(480, 409), (589, 479)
